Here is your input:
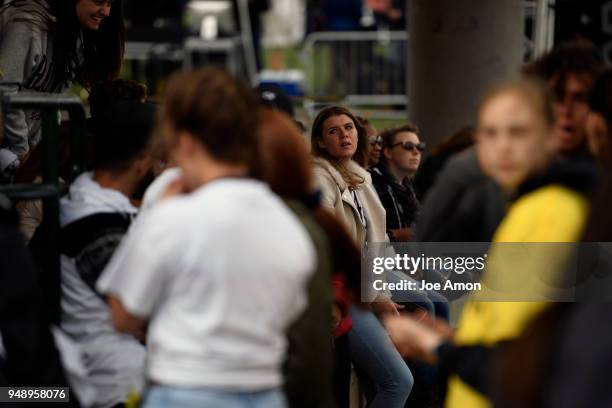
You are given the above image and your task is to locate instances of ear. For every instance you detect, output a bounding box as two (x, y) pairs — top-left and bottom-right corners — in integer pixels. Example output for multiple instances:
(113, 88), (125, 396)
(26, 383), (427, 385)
(383, 147), (392, 160)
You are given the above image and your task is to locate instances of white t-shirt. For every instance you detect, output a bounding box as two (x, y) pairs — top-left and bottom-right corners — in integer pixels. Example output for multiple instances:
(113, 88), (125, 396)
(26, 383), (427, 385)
(139, 167), (182, 214)
(97, 178), (315, 390)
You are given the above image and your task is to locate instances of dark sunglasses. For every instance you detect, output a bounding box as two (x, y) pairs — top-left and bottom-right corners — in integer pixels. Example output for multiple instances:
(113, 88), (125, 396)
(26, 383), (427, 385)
(390, 141), (426, 152)
(369, 136), (383, 146)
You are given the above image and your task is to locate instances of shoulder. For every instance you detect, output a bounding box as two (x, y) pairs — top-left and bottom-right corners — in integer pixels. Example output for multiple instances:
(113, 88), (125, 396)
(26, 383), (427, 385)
(136, 194), (193, 235)
(312, 157), (337, 178)
(313, 157), (344, 191)
(369, 165), (384, 179)
(369, 165), (389, 189)
(0, 18), (38, 48)
(346, 159), (371, 184)
(514, 185), (588, 219)
(141, 168), (183, 212)
(0, 1), (54, 34)
(495, 185), (589, 242)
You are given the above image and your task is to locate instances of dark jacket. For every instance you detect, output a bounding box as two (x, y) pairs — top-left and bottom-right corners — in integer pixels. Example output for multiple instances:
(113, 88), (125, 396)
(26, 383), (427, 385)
(369, 162), (420, 236)
(0, 197), (79, 406)
(282, 200), (336, 408)
(415, 149), (506, 242)
(436, 158), (599, 407)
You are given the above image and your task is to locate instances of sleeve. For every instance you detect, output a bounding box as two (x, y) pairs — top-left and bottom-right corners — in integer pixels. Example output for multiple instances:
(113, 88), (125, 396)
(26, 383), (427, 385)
(0, 22), (36, 160)
(544, 304), (612, 408)
(312, 166), (338, 212)
(437, 341), (496, 398)
(96, 210), (176, 319)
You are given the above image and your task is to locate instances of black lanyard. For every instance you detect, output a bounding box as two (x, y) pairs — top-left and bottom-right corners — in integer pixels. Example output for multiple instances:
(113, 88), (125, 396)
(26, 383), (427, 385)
(351, 189), (367, 230)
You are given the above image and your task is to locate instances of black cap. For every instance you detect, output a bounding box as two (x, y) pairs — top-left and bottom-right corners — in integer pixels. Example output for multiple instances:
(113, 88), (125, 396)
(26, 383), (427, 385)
(92, 101), (157, 169)
(256, 84), (295, 118)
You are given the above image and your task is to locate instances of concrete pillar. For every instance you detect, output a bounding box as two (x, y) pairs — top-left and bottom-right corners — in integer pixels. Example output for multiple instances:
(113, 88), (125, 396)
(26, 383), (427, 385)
(408, 0), (524, 148)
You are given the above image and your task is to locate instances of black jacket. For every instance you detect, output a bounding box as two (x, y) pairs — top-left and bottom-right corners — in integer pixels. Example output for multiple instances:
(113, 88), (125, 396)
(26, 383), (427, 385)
(415, 149), (506, 242)
(369, 162), (420, 236)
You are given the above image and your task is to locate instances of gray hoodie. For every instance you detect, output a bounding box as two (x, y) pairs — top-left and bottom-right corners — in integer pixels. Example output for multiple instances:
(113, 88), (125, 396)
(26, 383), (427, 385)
(0, 0), (74, 170)
(59, 172), (145, 408)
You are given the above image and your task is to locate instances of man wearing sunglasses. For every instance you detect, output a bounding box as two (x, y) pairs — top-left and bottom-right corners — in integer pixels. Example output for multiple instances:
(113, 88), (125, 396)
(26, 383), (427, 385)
(369, 124), (424, 242)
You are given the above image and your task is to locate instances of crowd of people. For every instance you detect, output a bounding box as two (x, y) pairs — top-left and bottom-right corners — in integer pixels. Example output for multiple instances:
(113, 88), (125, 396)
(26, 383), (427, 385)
(2, 1), (612, 408)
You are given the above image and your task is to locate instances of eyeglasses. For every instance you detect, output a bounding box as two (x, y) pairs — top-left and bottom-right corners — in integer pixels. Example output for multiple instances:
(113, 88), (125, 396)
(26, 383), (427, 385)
(390, 141), (426, 152)
(369, 136), (383, 146)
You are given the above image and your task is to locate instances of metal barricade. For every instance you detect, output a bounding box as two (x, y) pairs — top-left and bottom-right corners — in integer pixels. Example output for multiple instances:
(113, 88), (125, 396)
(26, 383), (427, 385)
(301, 30), (409, 107)
(300, 0), (553, 113)
(0, 91), (86, 324)
(124, 36), (249, 92)
(183, 37), (243, 77)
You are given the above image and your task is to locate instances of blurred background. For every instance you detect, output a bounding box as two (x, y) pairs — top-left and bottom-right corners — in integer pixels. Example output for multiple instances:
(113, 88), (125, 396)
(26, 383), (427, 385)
(107, 0), (612, 131)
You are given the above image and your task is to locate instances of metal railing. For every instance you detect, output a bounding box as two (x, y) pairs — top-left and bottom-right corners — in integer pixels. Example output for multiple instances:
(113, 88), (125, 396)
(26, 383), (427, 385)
(0, 91), (87, 324)
(300, 0), (554, 116)
(301, 30), (408, 105)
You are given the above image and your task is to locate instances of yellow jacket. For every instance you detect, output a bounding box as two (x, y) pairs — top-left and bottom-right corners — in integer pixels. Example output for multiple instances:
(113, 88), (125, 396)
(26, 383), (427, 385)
(445, 185), (589, 408)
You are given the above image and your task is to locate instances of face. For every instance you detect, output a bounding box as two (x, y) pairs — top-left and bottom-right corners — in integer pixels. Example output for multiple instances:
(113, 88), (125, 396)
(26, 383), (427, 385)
(317, 114), (358, 162)
(476, 92), (554, 192)
(585, 111), (609, 158)
(76, 0), (112, 31)
(550, 73), (592, 153)
(383, 131), (422, 175)
(365, 124), (382, 166)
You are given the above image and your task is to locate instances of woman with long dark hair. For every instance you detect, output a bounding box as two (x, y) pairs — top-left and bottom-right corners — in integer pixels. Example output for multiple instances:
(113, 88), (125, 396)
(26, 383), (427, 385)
(0, 0), (125, 179)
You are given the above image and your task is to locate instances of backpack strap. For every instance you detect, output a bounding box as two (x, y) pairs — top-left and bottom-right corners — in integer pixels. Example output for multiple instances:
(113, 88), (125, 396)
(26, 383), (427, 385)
(61, 213), (132, 295)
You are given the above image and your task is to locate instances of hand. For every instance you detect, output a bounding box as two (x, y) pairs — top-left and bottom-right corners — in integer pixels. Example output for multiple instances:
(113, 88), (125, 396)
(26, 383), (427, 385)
(332, 303), (342, 331)
(413, 309), (455, 339)
(388, 8), (403, 21)
(371, 297), (405, 317)
(383, 314), (445, 364)
(388, 228), (412, 242)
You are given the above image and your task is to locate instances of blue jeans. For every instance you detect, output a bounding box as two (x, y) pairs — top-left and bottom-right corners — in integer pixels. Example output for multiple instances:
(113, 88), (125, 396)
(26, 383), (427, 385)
(348, 306), (413, 408)
(386, 271), (450, 321)
(142, 386), (287, 408)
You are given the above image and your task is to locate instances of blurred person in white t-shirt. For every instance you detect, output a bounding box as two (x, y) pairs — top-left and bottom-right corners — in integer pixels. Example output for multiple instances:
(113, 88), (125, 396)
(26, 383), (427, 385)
(97, 68), (315, 408)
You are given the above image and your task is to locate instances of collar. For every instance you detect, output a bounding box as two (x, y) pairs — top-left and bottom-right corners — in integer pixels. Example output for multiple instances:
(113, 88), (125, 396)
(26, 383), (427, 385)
(514, 157), (599, 201)
(60, 172), (138, 227)
(371, 163), (412, 188)
(312, 156), (371, 192)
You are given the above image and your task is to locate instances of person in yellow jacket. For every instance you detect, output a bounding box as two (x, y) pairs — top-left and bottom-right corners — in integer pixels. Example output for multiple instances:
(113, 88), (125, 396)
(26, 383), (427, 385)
(383, 78), (595, 408)
(449, 78), (592, 407)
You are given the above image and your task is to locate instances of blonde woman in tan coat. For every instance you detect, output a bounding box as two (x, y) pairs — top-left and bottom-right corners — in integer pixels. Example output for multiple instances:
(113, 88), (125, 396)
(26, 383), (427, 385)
(312, 106), (413, 407)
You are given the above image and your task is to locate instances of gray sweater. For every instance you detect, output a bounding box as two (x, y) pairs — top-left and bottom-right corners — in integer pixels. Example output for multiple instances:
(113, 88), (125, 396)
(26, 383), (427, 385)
(0, 0), (69, 170)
